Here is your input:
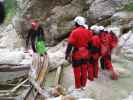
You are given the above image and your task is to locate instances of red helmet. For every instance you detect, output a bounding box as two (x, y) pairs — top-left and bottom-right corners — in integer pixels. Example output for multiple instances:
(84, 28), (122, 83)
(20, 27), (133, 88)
(31, 20), (38, 29)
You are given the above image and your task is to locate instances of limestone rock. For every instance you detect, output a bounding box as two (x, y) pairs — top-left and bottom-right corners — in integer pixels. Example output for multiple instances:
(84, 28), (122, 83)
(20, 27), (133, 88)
(89, 0), (116, 19)
(0, 48), (32, 65)
(0, 24), (23, 48)
(111, 11), (133, 26)
(48, 40), (68, 70)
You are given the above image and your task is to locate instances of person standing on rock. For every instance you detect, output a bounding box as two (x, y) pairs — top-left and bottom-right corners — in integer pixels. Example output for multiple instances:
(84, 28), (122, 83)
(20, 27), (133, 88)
(0, 0), (5, 24)
(100, 28), (118, 80)
(26, 20), (47, 56)
(88, 25), (102, 81)
(65, 16), (93, 90)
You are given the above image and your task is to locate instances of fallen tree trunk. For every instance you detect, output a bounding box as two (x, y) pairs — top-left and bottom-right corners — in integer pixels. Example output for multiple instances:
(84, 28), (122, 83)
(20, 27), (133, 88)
(0, 65), (30, 72)
(26, 54), (49, 99)
(54, 66), (63, 86)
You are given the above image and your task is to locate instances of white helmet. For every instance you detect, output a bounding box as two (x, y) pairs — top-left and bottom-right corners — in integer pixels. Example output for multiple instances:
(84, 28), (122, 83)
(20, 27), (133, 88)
(104, 28), (108, 32)
(74, 16), (88, 29)
(90, 25), (99, 30)
(90, 25), (100, 34)
(107, 28), (112, 33)
(99, 26), (104, 31)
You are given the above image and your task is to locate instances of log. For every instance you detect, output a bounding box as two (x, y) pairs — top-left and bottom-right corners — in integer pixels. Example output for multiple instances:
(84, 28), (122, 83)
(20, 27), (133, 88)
(0, 79), (28, 96)
(36, 55), (48, 85)
(34, 55), (49, 99)
(10, 79), (28, 93)
(27, 54), (49, 100)
(54, 66), (62, 86)
(0, 65), (30, 72)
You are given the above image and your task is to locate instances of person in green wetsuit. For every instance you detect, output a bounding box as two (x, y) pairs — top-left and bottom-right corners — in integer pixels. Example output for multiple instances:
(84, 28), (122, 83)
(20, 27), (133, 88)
(26, 20), (47, 56)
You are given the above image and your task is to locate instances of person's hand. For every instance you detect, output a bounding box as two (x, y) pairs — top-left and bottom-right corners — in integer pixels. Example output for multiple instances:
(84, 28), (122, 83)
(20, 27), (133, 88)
(65, 54), (72, 63)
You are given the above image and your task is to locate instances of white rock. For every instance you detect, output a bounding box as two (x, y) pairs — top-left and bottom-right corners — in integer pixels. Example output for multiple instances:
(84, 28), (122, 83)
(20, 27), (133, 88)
(111, 11), (133, 26)
(118, 31), (133, 57)
(114, 67), (130, 77)
(0, 48), (32, 65)
(0, 24), (23, 48)
(106, 26), (122, 37)
(123, 92), (133, 100)
(48, 40), (68, 70)
(89, 0), (116, 19)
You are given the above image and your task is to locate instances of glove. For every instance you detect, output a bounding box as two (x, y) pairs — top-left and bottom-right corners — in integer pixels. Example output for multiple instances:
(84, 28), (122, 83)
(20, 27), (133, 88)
(65, 54), (72, 63)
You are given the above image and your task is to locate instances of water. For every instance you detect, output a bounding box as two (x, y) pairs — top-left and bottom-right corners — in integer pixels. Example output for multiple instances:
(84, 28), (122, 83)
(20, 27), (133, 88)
(40, 56), (133, 100)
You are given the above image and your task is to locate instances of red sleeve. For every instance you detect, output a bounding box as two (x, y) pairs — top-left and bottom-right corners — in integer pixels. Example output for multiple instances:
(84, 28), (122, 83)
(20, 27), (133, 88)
(92, 36), (101, 48)
(110, 35), (118, 49)
(68, 31), (77, 45)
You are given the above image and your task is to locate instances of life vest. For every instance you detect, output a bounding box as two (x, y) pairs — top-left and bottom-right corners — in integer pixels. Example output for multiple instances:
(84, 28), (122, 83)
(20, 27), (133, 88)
(68, 27), (93, 60)
(100, 31), (110, 56)
(109, 32), (118, 49)
(35, 37), (47, 55)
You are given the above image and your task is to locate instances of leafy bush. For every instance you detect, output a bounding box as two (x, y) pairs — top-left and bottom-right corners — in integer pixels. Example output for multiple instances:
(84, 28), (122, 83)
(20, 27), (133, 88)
(4, 0), (17, 23)
(123, 3), (133, 11)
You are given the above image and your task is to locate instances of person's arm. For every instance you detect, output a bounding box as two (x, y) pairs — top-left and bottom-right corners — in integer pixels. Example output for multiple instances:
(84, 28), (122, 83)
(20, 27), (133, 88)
(65, 43), (73, 60)
(38, 26), (45, 41)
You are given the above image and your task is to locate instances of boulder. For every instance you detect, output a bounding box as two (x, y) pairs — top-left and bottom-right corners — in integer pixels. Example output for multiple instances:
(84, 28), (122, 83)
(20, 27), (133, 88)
(48, 40), (68, 70)
(0, 24), (24, 48)
(106, 26), (122, 37)
(14, 0), (88, 45)
(89, 0), (116, 20)
(111, 11), (133, 26)
(0, 48), (32, 65)
(116, 30), (133, 59)
(123, 92), (133, 100)
(114, 67), (130, 78)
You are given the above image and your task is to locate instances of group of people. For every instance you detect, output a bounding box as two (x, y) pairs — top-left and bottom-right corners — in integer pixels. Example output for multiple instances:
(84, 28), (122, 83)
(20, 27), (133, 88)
(0, 2), (118, 91)
(25, 15), (118, 91)
(65, 16), (118, 90)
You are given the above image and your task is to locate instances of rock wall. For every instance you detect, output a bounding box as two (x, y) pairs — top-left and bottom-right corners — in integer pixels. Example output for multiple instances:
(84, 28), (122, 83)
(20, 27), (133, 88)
(13, 0), (132, 45)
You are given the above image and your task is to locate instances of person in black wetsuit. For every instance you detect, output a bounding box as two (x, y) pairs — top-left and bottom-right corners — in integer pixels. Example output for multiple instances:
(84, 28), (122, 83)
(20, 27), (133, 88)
(26, 20), (45, 53)
(0, 0), (5, 24)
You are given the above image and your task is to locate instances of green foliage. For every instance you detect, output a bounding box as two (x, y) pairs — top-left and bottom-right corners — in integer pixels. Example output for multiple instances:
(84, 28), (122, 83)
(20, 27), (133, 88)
(4, 0), (17, 23)
(123, 3), (133, 11)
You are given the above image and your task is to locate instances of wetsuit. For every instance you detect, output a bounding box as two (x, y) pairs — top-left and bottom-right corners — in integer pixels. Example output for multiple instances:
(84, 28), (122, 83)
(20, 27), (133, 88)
(26, 25), (45, 52)
(65, 26), (93, 88)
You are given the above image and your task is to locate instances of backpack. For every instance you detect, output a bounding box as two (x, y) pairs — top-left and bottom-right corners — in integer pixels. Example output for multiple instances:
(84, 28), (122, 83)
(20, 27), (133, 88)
(35, 37), (47, 55)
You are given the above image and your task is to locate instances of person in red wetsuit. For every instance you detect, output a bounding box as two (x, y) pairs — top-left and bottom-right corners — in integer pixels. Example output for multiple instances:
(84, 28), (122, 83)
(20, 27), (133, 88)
(100, 29), (118, 80)
(88, 25), (101, 81)
(65, 16), (93, 90)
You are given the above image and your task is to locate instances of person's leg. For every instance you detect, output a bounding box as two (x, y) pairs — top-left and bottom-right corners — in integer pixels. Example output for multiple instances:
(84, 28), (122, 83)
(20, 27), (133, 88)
(31, 40), (36, 52)
(94, 59), (99, 78)
(105, 55), (118, 80)
(93, 53), (100, 78)
(100, 57), (106, 70)
(73, 66), (81, 89)
(81, 64), (87, 87)
(88, 58), (94, 81)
